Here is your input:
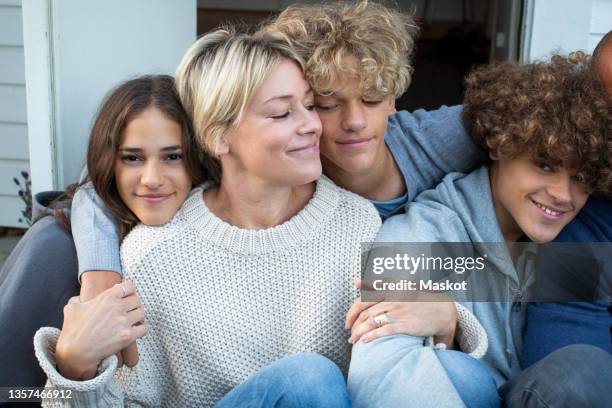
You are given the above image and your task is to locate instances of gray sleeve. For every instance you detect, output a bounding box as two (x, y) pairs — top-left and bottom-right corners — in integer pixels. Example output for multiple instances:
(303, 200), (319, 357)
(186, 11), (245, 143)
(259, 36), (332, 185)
(385, 105), (486, 202)
(375, 193), (487, 356)
(376, 197), (469, 244)
(71, 184), (122, 280)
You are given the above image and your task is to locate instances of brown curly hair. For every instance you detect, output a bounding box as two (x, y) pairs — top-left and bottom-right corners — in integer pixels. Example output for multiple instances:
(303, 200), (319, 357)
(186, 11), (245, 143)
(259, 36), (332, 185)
(462, 52), (612, 196)
(259, 0), (419, 97)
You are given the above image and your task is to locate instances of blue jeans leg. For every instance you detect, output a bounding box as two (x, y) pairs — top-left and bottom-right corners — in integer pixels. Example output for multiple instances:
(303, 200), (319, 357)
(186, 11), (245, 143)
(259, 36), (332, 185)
(500, 344), (612, 408)
(348, 335), (440, 407)
(436, 349), (500, 408)
(349, 334), (492, 407)
(214, 352), (351, 408)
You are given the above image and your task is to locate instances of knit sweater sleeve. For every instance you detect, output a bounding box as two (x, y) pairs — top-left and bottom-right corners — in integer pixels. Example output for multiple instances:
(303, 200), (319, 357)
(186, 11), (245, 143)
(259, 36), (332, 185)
(34, 327), (124, 407)
(454, 303), (488, 358)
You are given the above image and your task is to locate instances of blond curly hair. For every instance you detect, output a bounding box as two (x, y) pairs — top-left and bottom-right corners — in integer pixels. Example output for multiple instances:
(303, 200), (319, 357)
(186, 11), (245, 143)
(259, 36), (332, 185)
(463, 52), (612, 196)
(260, 0), (418, 97)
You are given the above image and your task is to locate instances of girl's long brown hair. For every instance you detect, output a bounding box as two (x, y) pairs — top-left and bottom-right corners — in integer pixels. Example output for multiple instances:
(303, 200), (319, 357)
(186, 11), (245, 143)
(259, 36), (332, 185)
(55, 75), (218, 240)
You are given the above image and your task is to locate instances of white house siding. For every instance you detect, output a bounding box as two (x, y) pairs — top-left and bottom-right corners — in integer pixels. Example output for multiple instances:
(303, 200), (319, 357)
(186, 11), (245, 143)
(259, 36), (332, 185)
(524, 0), (611, 61)
(0, 0), (29, 228)
(22, 0), (196, 195)
(589, 0), (612, 51)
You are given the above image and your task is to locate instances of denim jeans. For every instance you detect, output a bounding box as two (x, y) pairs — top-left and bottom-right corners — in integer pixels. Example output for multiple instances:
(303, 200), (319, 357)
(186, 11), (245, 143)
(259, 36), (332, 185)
(215, 352), (351, 408)
(500, 344), (612, 408)
(348, 334), (499, 408)
(437, 349), (500, 407)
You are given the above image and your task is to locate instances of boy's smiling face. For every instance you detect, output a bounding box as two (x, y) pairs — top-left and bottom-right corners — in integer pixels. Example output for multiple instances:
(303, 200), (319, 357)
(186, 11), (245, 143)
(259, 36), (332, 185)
(490, 154), (590, 243)
(313, 56), (396, 178)
(315, 78), (395, 177)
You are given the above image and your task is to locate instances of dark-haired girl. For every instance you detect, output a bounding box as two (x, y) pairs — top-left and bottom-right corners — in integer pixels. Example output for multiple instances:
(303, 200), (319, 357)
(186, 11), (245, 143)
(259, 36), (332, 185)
(0, 74), (206, 392)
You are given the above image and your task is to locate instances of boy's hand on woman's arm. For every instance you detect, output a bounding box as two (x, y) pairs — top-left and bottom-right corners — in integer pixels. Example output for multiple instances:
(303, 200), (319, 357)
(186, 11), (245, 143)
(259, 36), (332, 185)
(80, 271), (141, 368)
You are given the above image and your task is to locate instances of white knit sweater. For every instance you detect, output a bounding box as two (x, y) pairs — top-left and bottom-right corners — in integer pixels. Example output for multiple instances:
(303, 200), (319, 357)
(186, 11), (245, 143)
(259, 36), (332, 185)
(35, 177), (381, 406)
(34, 176), (487, 407)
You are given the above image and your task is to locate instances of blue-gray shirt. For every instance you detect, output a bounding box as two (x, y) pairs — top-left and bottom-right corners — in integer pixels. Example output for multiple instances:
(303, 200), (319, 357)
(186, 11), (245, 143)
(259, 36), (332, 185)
(378, 166), (527, 385)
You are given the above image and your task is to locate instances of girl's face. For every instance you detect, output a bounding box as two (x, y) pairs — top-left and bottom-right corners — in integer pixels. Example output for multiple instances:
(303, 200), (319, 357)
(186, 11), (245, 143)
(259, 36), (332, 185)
(114, 107), (192, 226)
(216, 58), (322, 188)
(490, 154), (589, 243)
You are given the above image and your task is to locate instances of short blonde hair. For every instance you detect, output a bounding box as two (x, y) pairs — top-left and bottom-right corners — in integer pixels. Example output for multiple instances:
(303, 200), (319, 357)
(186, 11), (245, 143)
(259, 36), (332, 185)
(175, 28), (304, 155)
(260, 0), (418, 97)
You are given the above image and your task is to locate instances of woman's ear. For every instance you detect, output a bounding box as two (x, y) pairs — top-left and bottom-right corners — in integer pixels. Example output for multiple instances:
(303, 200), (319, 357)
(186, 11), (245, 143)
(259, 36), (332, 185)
(489, 151), (499, 161)
(206, 127), (229, 156)
(214, 136), (230, 156)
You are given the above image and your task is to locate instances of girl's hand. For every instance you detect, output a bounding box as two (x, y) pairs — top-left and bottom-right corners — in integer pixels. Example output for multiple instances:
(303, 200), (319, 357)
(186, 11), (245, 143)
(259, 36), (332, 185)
(55, 281), (148, 380)
(80, 271), (140, 368)
(345, 280), (457, 347)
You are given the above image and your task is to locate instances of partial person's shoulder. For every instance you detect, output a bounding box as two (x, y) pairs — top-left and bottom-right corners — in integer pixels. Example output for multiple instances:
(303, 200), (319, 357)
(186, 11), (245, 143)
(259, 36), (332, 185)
(17, 216), (73, 254)
(0, 215), (76, 288)
(388, 105), (463, 132)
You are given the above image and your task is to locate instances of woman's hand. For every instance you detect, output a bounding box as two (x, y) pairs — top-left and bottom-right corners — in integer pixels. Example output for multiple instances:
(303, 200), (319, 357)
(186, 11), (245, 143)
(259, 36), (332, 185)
(80, 271), (141, 368)
(345, 280), (457, 347)
(55, 281), (148, 381)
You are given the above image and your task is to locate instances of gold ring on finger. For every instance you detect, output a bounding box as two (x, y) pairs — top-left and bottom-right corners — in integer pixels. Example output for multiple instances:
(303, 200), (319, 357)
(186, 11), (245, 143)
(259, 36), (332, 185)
(373, 312), (390, 328)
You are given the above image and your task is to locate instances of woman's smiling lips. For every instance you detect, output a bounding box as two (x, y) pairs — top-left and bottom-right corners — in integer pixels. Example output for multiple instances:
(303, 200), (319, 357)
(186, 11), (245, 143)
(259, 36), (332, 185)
(530, 198), (568, 221)
(287, 143), (319, 154)
(137, 193), (173, 203)
(335, 137), (374, 148)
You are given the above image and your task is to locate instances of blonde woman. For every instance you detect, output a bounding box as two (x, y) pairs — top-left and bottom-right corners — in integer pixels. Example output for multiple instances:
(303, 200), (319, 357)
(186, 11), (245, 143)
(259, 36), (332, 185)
(34, 29), (380, 407)
(75, 2), (488, 372)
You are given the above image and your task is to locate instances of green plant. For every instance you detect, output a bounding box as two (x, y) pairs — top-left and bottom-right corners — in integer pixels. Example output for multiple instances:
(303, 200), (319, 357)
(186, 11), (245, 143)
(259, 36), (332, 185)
(13, 170), (32, 226)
